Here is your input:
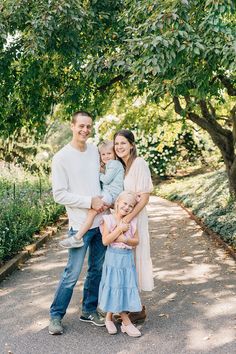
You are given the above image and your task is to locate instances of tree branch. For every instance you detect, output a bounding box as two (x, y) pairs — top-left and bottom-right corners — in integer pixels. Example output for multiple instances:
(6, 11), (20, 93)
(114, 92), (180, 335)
(231, 103), (236, 118)
(159, 101), (174, 111)
(173, 97), (233, 154)
(218, 75), (236, 96)
(199, 100), (213, 121)
(230, 103), (236, 143)
(184, 95), (191, 105)
(173, 96), (184, 115)
(208, 101), (216, 118)
(97, 74), (129, 92)
(217, 116), (231, 122)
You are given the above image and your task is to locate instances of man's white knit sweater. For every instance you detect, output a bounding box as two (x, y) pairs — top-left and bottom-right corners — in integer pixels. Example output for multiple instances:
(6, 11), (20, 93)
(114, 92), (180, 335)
(51, 143), (102, 230)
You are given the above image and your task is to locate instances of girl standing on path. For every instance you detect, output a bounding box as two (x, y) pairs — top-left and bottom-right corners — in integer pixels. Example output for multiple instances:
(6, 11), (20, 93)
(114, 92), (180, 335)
(113, 129), (154, 322)
(98, 191), (142, 337)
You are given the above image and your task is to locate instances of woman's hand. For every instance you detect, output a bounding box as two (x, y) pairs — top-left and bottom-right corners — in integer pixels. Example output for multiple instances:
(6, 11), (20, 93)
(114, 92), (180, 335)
(122, 216), (131, 224)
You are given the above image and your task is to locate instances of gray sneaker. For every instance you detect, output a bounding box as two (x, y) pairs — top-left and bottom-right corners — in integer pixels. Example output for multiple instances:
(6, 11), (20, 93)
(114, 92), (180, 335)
(48, 318), (63, 335)
(80, 311), (105, 326)
(97, 307), (106, 318)
(59, 236), (84, 249)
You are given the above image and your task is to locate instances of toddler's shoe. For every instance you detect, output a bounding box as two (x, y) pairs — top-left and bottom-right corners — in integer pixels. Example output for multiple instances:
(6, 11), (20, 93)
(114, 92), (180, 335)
(80, 311), (105, 326)
(121, 322), (141, 337)
(105, 320), (117, 335)
(59, 236), (84, 249)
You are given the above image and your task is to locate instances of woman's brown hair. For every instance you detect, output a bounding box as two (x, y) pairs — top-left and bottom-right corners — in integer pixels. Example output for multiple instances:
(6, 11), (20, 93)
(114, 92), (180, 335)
(113, 130), (137, 174)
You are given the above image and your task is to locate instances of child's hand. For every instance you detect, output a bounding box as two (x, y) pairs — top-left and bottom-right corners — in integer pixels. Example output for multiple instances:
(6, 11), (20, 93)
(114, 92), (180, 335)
(115, 234), (126, 243)
(100, 164), (105, 173)
(115, 234), (129, 244)
(118, 221), (130, 232)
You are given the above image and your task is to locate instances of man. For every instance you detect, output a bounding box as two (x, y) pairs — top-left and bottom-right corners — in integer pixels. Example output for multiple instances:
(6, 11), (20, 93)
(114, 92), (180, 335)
(48, 111), (106, 335)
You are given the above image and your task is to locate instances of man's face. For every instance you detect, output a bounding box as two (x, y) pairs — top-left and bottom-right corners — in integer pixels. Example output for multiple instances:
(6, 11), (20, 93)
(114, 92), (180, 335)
(71, 115), (93, 143)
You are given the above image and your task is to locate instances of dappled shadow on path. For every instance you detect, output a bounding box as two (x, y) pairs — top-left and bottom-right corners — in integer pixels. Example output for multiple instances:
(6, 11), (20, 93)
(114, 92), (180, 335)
(0, 196), (235, 354)
(144, 197), (236, 354)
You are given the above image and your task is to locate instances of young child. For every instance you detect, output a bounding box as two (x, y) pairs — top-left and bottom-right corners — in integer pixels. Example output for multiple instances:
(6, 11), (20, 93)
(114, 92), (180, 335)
(98, 191), (142, 337)
(60, 140), (124, 248)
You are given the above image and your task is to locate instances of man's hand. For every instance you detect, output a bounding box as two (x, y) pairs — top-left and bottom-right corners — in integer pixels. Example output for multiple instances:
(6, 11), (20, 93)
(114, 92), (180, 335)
(91, 196), (104, 212)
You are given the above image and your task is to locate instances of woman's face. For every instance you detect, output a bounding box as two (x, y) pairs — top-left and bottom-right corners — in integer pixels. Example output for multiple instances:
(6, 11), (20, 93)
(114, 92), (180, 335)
(114, 135), (133, 162)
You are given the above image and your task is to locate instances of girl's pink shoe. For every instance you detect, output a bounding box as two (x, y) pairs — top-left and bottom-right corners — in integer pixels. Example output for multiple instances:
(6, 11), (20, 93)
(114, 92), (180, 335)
(105, 320), (117, 335)
(121, 322), (141, 337)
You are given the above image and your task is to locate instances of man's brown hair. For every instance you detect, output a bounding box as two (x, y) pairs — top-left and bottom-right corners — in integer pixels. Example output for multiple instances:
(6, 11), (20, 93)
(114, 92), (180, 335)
(71, 111), (93, 124)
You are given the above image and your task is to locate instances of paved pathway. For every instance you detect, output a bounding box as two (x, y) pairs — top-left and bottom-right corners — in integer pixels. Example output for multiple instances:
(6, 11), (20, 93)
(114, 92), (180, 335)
(0, 196), (235, 354)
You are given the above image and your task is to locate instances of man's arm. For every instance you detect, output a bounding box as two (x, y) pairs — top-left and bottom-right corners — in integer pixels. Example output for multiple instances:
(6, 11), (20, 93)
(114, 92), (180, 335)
(52, 157), (103, 211)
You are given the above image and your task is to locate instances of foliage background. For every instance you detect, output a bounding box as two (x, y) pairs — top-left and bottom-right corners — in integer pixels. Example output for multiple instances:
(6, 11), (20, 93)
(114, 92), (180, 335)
(0, 0), (235, 259)
(0, 162), (64, 264)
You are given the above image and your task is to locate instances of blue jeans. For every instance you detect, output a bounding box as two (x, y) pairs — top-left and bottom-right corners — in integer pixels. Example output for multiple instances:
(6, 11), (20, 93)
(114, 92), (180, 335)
(50, 227), (106, 319)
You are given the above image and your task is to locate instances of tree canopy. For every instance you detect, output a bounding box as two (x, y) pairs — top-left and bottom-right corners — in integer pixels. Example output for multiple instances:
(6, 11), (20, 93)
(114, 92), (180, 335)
(91, 0), (236, 194)
(0, 0), (236, 193)
(0, 0), (123, 135)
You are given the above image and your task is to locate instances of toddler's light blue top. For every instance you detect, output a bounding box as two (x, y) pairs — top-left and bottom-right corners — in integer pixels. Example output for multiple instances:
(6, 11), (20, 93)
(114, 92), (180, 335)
(100, 160), (124, 203)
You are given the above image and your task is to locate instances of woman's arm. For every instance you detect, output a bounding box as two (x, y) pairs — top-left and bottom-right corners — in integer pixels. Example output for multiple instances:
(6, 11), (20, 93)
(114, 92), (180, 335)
(122, 193), (150, 223)
(129, 229), (139, 247)
(102, 221), (129, 246)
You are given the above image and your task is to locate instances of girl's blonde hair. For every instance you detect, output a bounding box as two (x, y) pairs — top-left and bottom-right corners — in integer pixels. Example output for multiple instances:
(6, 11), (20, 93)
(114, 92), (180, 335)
(98, 140), (114, 152)
(114, 190), (138, 213)
(98, 140), (115, 168)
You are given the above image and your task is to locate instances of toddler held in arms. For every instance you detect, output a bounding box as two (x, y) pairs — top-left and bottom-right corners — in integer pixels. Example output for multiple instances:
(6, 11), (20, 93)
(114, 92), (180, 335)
(60, 140), (124, 248)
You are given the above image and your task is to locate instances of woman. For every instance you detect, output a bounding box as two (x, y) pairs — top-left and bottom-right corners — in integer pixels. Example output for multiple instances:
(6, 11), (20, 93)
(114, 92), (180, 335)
(113, 129), (154, 322)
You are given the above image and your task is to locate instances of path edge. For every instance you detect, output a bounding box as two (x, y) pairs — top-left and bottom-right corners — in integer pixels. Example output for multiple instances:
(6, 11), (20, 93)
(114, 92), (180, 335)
(0, 216), (68, 283)
(176, 201), (236, 261)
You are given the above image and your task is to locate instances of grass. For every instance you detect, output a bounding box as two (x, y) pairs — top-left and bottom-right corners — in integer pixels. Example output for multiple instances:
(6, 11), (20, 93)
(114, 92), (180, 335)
(155, 169), (236, 248)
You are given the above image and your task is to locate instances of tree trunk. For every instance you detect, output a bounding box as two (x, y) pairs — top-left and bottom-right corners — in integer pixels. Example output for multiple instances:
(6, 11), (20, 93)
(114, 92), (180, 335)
(194, 119), (236, 197)
(224, 152), (236, 198)
(173, 96), (236, 197)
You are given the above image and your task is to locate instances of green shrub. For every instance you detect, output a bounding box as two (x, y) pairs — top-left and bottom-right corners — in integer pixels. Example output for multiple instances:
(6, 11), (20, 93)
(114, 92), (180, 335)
(135, 129), (205, 177)
(0, 164), (64, 264)
(156, 169), (236, 248)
